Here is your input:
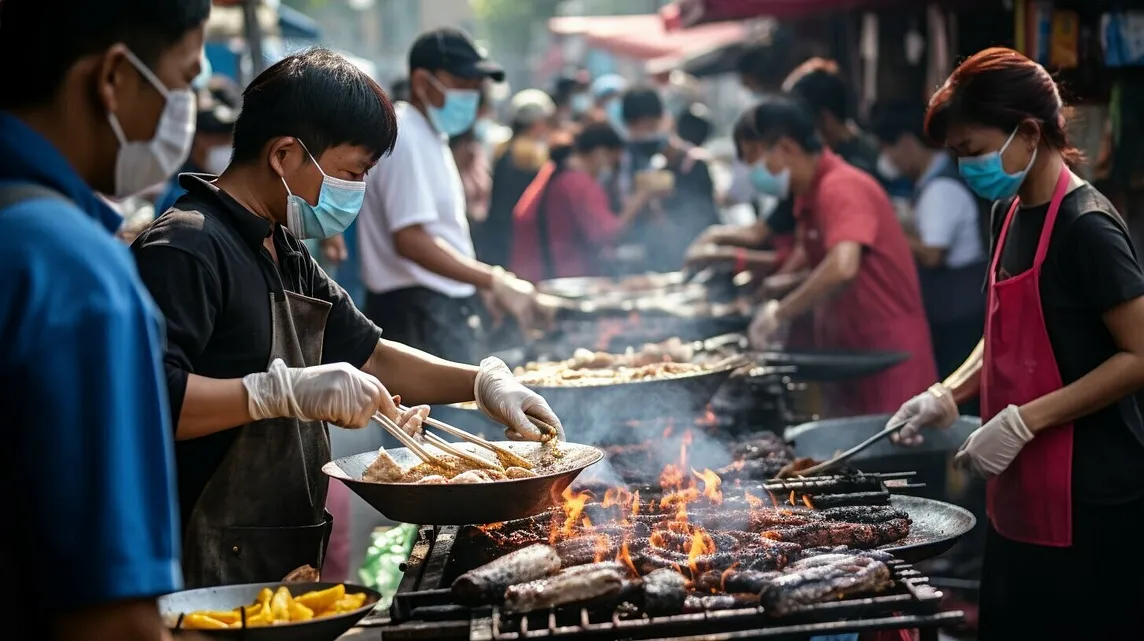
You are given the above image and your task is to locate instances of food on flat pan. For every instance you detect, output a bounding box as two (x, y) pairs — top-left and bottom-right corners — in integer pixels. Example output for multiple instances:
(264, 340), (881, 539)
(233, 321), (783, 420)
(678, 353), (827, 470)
(176, 584), (369, 629)
(515, 340), (716, 387)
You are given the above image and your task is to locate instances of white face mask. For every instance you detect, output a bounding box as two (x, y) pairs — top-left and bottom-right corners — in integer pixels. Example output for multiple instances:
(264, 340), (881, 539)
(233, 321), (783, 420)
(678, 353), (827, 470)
(205, 145), (231, 175)
(106, 49), (196, 198)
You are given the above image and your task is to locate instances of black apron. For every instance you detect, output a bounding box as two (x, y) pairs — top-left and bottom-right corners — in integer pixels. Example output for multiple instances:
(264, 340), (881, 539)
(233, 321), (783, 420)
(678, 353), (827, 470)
(182, 290), (334, 588)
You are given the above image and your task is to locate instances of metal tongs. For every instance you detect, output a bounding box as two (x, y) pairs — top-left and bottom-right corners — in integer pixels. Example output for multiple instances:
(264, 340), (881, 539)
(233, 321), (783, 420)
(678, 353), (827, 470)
(776, 418), (910, 479)
(397, 404), (537, 470)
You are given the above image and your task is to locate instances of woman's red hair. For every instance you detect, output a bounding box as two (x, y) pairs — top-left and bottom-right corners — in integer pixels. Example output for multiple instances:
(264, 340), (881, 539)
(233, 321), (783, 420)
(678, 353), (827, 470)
(925, 47), (1082, 164)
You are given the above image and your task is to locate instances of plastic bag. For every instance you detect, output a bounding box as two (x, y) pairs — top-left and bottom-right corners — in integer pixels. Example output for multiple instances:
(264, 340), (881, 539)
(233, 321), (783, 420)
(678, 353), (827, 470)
(358, 524), (418, 609)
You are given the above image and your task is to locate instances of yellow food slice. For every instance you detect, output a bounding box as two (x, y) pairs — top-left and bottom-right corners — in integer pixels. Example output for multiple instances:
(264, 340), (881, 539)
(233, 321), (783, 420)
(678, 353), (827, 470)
(182, 613), (229, 629)
(289, 601), (315, 621)
(270, 586), (292, 621)
(295, 583), (345, 612)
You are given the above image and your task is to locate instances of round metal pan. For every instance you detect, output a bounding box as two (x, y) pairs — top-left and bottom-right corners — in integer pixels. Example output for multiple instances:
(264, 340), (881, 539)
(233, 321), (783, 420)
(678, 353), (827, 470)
(538, 272), (686, 298)
(160, 581), (379, 641)
(756, 349), (911, 382)
(785, 414), (982, 461)
(323, 441), (603, 525)
(521, 360), (741, 425)
(882, 495), (977, 563)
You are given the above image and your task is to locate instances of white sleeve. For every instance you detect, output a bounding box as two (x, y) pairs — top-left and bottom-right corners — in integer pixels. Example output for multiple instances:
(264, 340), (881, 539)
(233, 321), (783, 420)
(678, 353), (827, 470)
(915, 178), (977, 249)
(369, 131), (439, 233)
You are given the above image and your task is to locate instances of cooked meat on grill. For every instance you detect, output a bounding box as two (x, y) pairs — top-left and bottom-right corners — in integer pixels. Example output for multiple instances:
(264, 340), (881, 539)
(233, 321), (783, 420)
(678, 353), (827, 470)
(815, 505), (909, 525)
(732, 434), (795, 462)
(641, 568), (688, 616)
(451, 544), (561, 606)
(759, 555), (894, 616)
(761, 519), (911, 549)
(554, 534), (621, 567)
(721, 570), (781, 594)
(504, 564), (626, 613)
(684, 593), (761, 612)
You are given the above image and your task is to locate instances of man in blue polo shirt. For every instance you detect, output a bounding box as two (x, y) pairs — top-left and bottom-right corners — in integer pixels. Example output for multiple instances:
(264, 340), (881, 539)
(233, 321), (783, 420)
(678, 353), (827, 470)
(0, 1), (210, 639)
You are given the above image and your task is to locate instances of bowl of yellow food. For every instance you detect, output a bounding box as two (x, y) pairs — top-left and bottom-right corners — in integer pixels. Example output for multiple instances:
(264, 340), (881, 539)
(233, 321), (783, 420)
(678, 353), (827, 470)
(160, 582), (380, 640)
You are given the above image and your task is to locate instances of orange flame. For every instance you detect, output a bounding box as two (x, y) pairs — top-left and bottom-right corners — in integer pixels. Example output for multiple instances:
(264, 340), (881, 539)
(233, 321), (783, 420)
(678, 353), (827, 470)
(592, 534), (610, 562)
(802, 494), (815, 510)
(788, 490), (796, 506)
(744, 491), (764, 511)
(693, 468), (723, 505)
(616, 540), (638, 576)
(479, 521), (505, 532)
(767, 489), (780, 507)
(631, 490), (640, 516)
(554, 487), (592, 541)
(659, 463), (684, 490)
(650, 531), (667, 548)
(679, 430), (693, 469)
(720, 562), (741, 591)
(687, 528), (715, 575)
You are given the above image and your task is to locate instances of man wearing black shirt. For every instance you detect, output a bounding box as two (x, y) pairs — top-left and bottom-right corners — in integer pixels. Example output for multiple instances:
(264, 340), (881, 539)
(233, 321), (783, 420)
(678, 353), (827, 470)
(991, 186), (1144, 503)
(132, 49), (564, 588)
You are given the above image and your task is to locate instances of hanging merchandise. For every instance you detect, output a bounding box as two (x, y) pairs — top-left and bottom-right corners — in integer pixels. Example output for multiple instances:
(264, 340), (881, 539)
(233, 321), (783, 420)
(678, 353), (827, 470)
(1102, 11), (1144, 67)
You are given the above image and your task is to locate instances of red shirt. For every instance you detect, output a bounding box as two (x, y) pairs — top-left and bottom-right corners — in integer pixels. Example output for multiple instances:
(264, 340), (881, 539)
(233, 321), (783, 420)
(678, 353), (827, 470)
(795, 150), (937, 415)
(511, 163), (623, 283)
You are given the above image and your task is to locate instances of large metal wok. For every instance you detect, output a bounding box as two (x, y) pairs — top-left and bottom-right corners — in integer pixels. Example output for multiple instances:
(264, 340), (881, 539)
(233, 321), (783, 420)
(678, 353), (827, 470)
(882, 495), (977, 563)
(785, 414), (981, 462)
(323, 441), (603, 525)
(160, 581), (379, 641)
(522, 359), (742, 426)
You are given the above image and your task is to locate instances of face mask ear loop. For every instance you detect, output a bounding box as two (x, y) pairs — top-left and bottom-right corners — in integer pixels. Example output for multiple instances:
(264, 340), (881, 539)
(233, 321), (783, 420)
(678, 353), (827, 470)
(122, 48), (170, 99)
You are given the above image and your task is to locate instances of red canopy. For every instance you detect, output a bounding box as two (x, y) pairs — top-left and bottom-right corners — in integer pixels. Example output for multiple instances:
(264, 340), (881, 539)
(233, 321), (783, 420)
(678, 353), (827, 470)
(662, 0), (914, 28)
(549, 14), (746, 61)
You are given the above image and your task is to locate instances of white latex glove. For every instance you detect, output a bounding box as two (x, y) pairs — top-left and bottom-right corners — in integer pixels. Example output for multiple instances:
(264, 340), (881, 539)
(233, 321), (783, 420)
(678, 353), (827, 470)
(474, 357), (566, 442)
(954, 405), (1035, 477)
(889, 384), (960, 446)
(490, 267), (540, 330)
(748, 300), (783, 349)
(243, 358), (395, 428)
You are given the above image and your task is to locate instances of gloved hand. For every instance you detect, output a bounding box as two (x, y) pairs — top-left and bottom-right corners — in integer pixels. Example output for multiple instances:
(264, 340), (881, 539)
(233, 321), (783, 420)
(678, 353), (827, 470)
(684, 243), (730, 267)
(954, 405), (1035, 476)
(474, 357), (566, 442)
(748, 300), (783, 349)
(889, 384), (960, 446)
(490, 267), (541, 331)
(243, 358), (396, 428)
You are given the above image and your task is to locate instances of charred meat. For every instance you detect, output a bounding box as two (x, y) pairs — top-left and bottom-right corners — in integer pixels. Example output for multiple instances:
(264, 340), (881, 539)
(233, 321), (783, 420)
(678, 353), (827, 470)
(503, 563), (626, 613)
(451, 544), (561, 606)
(759, 555), (894, 616)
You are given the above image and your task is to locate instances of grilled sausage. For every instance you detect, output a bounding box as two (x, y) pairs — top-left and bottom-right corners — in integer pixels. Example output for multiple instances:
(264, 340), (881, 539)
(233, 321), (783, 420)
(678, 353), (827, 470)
(451, 544), (561, 606)
(503, 564), (625, 613)
(641, 568), (688, 616)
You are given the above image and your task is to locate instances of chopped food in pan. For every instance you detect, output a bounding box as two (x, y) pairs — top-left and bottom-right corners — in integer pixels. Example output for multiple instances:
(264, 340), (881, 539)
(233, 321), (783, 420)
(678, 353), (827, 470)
(176, 584), (368, 629)
(515, 340), (718, 387)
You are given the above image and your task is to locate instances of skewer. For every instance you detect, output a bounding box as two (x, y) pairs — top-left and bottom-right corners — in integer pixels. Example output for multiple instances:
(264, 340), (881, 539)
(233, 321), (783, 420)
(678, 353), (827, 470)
(401, 404), (534, 469)
(372, 412), (448, 468)
(421, 431), (505, 472)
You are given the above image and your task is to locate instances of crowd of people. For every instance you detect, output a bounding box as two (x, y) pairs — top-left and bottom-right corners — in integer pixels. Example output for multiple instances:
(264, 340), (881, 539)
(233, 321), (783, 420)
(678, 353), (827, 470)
(5, 0), (1144, 639)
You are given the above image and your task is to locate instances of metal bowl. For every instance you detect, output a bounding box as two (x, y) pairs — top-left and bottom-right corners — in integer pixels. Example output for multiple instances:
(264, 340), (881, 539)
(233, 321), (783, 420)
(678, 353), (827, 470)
(160, 581), (379, 641)
(323, 441), (604, 525)
(883, 495), (977, 563)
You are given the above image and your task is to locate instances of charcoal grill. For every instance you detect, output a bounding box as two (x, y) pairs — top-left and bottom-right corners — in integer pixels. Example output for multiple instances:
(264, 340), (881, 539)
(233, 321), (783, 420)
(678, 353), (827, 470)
(348, 525), (962, 641)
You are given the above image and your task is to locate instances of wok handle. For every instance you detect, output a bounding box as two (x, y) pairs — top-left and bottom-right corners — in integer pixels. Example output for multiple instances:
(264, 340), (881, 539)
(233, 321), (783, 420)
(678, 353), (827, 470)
(782, 419), (910, 478)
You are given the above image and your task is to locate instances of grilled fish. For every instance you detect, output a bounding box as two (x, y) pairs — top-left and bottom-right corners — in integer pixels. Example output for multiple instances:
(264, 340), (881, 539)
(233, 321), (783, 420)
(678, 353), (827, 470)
(451, 544), (561, 606)
(503, 564), (625, 613)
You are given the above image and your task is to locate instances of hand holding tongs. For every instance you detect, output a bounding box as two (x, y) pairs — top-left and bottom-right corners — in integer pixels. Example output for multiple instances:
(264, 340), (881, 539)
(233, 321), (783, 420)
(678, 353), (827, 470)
(776, 418), (911, 479)
(397, 404), (535, 470)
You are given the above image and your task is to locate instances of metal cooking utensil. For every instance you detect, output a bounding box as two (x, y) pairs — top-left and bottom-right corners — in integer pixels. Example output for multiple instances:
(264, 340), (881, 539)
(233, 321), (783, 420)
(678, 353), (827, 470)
(160, 581), (380, 641)
(323, 441), (604, 524)
(401, 404), (535, 469)
(780, 419), (910, 479)
(371, 412), (443, 467)
(421, 431), (505, 472)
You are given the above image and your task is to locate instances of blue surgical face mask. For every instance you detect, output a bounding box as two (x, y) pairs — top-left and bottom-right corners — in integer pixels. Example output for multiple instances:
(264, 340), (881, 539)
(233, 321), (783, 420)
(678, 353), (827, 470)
(423, 73), (480, 137)
(957, 127), (1037, 201)
(281, 141), (366, 240)
(571, 93), (592, 116)
(749, 155), (791, 200)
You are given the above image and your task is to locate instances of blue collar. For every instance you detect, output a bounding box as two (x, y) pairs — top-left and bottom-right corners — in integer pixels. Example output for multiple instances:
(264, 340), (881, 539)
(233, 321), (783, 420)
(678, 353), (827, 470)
(917, 152), (951, 186)
(0, 111), (123, 233)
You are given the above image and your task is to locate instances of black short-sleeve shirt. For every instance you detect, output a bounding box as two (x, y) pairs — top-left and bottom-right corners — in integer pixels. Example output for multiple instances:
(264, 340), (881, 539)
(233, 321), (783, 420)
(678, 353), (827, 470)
(131, 174), (382, 527)
(991, 184), (1144, 504)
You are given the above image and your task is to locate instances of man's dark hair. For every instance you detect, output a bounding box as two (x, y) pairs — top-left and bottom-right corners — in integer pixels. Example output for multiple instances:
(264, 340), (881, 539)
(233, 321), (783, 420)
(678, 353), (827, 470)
(231, 48), (398, 164)
(0, 0), (211, 109)
(869, 100), (931, 147)
(750, 94), (824, 153)
(389, 77), (411, 103)
(783, 58), (851, 122)
(553, 71), (588, 106)
(676, 103), (712, 147)
(621, 87), (664, 124)
(732, 109), (763, 161)
(574, 122), (625, 153)
(735, 44), (789, 89)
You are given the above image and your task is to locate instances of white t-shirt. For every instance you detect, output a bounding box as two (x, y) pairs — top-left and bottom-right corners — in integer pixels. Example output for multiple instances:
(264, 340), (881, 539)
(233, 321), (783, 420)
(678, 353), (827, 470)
(358, 102), (476, 298)
(915, 155), (985, 269)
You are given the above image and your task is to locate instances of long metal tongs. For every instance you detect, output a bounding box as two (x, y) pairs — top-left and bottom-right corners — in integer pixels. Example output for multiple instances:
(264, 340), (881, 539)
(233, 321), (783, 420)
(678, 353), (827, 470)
(779, 418), (911, 479)
(371, 412), (443, 466)
(373, 411), (504, 472)
(399, 404), (535, 470)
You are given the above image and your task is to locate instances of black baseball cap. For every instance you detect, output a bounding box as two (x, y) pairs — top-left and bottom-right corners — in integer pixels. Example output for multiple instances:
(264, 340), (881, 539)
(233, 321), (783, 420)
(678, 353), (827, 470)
(409, 28), (504, 82)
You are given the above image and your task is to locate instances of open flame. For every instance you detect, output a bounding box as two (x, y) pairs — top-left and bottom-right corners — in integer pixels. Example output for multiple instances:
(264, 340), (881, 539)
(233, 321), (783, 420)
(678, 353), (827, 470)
(551, 487), (592, 543)
(687, 528), (715, 575)
(693, 468), (723, 505)
(616, 540), (638, 576)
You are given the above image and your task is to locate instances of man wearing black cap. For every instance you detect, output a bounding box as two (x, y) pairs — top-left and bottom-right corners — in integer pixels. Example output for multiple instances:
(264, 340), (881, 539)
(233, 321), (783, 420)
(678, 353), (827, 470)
(359, 28), (554, 365)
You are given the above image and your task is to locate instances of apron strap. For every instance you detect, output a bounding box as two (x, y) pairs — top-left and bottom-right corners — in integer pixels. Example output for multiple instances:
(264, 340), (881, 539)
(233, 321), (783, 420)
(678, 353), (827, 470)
(1033, 167), (1074, 266)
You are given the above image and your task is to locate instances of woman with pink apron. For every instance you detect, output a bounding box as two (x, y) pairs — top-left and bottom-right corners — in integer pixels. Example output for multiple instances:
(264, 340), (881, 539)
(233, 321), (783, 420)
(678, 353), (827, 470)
(888, 48), (1144, 639)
